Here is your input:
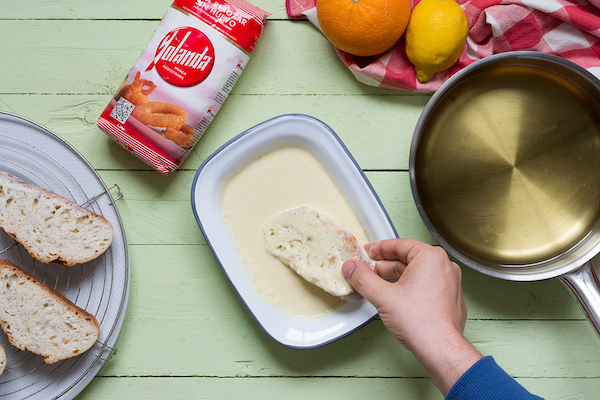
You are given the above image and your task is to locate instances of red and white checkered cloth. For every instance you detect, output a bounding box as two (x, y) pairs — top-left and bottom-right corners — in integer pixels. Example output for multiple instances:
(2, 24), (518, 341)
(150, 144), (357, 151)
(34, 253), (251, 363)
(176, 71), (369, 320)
(286, 0), (600, 92)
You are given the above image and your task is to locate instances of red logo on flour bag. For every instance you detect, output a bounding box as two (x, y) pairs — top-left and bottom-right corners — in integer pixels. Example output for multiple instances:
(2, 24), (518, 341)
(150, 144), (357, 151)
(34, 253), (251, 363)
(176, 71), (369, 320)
(146, 27), (215, 87)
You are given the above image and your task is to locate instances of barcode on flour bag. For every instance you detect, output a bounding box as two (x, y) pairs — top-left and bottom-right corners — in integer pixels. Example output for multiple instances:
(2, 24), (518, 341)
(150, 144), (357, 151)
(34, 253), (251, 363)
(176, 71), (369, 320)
(97, 0), (270, 174)
(110, 98), (136, 124)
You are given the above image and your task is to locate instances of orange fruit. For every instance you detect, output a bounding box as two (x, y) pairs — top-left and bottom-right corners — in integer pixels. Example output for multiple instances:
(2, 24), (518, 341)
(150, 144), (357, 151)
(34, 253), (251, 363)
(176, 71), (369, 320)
(316, 0), (411, 57)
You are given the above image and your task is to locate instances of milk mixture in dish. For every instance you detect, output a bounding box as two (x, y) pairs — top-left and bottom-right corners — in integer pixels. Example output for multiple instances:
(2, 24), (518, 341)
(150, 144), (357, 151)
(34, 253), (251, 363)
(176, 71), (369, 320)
(220, 146), (370, 318)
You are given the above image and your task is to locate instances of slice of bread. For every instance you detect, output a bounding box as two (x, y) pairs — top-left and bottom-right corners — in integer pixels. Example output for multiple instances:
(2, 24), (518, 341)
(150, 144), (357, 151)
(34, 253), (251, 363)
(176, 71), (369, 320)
(0, 259), (100, 364)
(0, 343), (5, 375)
(0, 171), (114, 266)
(264, 205), (375, 298)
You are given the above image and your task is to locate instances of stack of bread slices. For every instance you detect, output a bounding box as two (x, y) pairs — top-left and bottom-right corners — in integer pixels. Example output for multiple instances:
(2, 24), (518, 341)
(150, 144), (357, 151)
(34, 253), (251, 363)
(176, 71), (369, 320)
(0, 171), (114, 374)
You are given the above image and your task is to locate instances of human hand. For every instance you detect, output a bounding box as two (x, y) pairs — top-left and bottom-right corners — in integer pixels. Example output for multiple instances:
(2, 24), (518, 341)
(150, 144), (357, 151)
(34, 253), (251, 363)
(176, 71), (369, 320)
(342, 238), (482, 394)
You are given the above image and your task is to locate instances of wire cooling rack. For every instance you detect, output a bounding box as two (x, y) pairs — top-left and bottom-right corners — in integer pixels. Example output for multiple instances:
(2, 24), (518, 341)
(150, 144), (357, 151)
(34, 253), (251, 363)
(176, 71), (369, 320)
(0, 112), (129, 399)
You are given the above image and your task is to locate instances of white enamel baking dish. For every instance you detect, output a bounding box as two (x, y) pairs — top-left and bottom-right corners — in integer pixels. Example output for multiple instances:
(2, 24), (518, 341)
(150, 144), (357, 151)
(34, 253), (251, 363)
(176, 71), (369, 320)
(191, 114), (397, 348)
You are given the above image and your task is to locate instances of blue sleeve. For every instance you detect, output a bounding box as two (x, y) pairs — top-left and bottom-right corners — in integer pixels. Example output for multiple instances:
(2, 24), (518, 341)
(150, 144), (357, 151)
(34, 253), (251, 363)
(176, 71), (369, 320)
(445, 356), (544, 400)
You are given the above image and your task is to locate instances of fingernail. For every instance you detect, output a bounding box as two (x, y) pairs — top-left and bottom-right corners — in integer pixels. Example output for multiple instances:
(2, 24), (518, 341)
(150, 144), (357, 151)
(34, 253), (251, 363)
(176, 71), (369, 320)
(364, 240), (379, 256)
(342, 261), (355, 278)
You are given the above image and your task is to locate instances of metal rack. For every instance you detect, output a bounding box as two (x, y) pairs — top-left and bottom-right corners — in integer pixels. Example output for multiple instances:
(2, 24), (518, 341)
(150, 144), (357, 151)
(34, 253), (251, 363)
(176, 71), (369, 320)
(0, 112), (130, 400)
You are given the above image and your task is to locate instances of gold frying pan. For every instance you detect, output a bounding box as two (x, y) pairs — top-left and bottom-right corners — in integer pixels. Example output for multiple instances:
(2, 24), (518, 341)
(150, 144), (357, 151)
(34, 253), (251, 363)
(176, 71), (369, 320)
(410, 52), (600, 335)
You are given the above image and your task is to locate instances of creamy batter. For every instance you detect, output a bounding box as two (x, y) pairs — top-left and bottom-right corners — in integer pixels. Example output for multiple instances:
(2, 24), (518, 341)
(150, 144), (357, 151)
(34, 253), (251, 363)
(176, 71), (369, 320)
(220, 146), (370, 318)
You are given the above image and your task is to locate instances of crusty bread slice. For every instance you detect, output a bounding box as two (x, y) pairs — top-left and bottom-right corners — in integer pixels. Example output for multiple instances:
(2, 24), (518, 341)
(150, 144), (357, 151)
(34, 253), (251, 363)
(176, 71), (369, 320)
(0, 343), (5, 375)
(0, 259), (100, 364)
(0, 171), (114, 266)
(264, 205), (375, 298)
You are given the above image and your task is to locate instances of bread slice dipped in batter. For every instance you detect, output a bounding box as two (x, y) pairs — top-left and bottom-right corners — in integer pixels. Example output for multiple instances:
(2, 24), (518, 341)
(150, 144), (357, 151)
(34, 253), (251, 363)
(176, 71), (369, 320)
(264, 205), (375, 299)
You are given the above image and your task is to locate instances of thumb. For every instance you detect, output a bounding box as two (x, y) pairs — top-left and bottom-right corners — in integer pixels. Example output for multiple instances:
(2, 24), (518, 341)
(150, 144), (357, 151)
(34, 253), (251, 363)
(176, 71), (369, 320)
(342, 259), (389, 305)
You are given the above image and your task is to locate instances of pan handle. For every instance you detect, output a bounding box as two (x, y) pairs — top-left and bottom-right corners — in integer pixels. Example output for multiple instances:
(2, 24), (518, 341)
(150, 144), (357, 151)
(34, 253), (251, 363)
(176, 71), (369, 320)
(559, 261), (600, 337)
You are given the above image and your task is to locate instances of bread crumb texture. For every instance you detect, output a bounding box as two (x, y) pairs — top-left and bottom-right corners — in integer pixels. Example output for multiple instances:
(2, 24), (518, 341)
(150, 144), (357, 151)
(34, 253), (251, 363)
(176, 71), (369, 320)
(264, 205), (371, 298)
(0, 260), (100, 364)
(0, 171), (114, 266)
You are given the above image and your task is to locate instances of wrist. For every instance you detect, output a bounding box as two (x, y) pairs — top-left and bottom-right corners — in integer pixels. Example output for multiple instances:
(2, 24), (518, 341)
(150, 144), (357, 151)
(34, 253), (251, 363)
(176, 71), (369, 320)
(412, 329), (483, 395)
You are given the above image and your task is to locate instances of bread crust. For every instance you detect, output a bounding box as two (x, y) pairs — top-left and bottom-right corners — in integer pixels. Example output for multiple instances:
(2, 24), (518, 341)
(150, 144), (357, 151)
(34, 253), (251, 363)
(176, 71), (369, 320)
(0, 171), (114, 266)
(0, 259), (101, 364)
(0, 342), (5, 375)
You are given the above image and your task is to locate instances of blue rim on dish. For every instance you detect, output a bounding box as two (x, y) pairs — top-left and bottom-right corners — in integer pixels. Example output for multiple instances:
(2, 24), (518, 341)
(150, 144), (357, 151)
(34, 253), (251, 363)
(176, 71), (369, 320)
(190, 114), (397, 349)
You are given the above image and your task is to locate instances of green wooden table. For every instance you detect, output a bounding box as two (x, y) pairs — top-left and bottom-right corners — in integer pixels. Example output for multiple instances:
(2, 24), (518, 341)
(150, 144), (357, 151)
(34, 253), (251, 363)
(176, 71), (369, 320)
(2, 1), (600, 398)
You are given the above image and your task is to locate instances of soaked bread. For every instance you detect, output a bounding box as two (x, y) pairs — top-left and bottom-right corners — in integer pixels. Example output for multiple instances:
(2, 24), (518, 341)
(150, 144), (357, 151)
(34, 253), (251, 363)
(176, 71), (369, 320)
(264, 205), (374, 298)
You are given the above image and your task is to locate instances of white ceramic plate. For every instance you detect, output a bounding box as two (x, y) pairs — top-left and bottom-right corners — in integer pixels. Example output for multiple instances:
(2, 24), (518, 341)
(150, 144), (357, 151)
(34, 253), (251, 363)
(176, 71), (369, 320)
(191, 114), (397, 348)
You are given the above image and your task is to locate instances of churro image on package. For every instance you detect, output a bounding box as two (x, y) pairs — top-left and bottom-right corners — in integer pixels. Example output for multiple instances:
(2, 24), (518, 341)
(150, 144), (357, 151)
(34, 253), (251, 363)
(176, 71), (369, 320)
(98, 0), (269, 173)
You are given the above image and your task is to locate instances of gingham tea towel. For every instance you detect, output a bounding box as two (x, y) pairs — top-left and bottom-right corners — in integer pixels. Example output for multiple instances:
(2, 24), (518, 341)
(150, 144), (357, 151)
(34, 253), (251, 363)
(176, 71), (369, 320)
(286, 0), (600, 92)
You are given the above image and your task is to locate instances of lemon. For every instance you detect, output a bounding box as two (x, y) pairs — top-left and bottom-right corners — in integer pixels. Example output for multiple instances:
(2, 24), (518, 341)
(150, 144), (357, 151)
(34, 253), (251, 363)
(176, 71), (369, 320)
(405, 0), (469, 83)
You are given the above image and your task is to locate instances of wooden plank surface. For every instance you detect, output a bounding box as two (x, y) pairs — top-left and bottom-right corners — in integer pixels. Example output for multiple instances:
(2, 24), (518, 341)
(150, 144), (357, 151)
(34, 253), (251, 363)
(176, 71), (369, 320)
(1, 0), (600, 399)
